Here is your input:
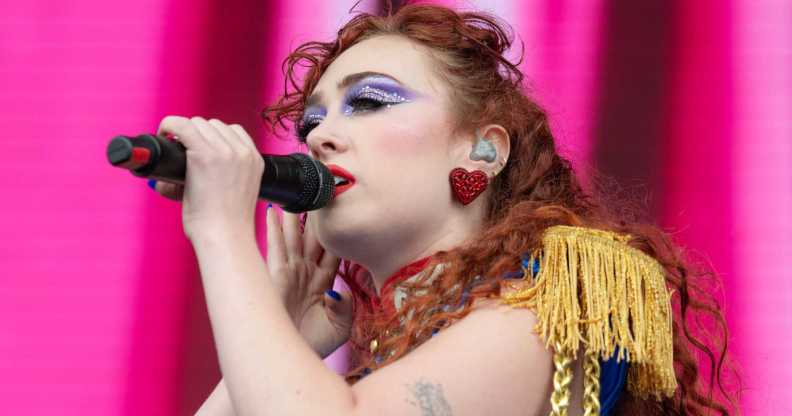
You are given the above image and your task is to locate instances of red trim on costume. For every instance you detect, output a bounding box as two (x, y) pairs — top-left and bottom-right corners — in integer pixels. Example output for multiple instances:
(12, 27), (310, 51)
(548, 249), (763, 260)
(380, 256), (433, 296)
(340, 255), (434, 316)
(378, 256), (433, 316)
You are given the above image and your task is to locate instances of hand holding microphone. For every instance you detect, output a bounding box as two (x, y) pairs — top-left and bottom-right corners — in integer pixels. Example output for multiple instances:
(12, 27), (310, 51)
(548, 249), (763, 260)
(107, 116), (334, 210)
(110, 118), (355, 360)
(107, 116), (335, 238)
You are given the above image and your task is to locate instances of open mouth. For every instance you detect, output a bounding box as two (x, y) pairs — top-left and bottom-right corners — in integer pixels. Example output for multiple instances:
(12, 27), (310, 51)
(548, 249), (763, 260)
(333, 176), (351, 186)
(327, 164), (356, 198)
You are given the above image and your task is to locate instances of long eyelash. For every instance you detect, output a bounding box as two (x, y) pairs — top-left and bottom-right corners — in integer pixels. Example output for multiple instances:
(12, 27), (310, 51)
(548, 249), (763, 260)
(296, 113), (323, 142)
(296, 121), (316, 142)
(344, 85), (408, 115)
(349, 97), (386, 111)
(296, 87), (403, 142)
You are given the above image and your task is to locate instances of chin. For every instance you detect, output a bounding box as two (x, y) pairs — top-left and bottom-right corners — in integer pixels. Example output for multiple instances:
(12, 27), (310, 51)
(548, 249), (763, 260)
(312, 214), (364, 254)
(312, 212), (391, 264)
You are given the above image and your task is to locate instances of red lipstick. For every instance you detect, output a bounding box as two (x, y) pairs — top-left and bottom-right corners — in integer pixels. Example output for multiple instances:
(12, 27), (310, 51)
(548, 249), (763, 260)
(326, 164), (356, 198)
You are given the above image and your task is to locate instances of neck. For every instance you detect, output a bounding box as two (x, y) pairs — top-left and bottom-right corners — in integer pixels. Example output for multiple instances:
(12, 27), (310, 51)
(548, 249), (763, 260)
(362, 214), (483, 295)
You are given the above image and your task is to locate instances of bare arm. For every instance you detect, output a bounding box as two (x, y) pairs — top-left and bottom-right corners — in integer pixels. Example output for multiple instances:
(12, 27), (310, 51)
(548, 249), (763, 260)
(195, 379), (234, 416)
(195, 300), (557, 416)
(194, 343), (348, 416)
(191, 229), (557, 415)
(348, 300), (557, 416)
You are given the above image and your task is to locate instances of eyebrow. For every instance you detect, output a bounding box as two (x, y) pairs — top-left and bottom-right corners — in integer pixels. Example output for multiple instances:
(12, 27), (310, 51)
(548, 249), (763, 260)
(304, 71), (403, 108)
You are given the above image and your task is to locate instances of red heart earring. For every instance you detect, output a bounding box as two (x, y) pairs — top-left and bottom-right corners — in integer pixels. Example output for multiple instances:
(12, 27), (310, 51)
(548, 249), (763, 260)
(449, 167), (489, 205)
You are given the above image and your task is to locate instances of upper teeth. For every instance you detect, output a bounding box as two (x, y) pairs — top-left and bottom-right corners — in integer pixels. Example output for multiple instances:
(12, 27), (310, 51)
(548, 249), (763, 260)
(333, 176), (349, 185)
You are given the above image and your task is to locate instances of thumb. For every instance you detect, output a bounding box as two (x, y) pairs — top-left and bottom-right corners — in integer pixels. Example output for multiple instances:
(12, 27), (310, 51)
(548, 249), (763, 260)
(324, 289), (354, 323)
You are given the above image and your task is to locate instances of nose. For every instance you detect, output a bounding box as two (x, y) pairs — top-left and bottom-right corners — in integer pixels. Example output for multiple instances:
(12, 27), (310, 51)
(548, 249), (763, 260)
(306, 121), (347, 160)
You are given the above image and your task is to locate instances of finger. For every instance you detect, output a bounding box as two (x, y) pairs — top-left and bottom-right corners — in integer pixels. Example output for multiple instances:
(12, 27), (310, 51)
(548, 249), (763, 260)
(266, 205), (287, 267)
(190, 116), (233, 153)
(208, 119), (247, 151)
(282, 211), (303, 258)
(318, 246), (340, 274)
(303, 214), (322, 263)
(310, 247), (340, 293)
(324, 289), (354, 327)
(157, 115), (210, 151)
(326, 289), (353, 310)
(153, 181), (185, 201)
(229, 123), (259, 152)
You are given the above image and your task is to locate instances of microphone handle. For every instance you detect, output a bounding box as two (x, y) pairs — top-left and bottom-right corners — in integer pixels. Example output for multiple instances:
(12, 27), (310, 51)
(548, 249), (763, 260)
(107, 134), (330, 211)
(107, 133), (187, 183)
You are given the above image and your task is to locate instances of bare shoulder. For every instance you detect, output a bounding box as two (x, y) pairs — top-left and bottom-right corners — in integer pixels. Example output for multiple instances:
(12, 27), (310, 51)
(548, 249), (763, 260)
(350, 298), (555, 416)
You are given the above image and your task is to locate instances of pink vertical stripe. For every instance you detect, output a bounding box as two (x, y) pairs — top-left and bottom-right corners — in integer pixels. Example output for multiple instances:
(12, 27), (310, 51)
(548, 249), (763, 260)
(732, 0), (792, 413)
(516, 0), (605, 180)
(661, 0), (735, 399)
(662, 2), (735, 269)
(122, 1), (217, 414)
(0, 1), (183, 414)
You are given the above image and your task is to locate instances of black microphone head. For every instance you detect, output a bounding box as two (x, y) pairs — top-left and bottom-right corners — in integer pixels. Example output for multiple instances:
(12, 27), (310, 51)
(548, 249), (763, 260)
(281, 153), (335, 213)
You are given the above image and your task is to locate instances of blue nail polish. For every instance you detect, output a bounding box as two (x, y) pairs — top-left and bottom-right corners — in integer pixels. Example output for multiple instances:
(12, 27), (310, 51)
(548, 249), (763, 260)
(325, 289), (341, 301)
(147, 179), (157, 190)
(267, 202), (272, 210)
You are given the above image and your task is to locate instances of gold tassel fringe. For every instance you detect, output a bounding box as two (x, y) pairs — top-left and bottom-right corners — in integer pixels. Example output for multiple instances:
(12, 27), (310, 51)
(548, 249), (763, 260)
(500, 225), (677, 400)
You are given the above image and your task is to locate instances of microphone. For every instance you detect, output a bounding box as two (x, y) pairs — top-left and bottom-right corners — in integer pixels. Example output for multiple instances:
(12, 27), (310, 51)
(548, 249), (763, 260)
(106, 134), (334, 213)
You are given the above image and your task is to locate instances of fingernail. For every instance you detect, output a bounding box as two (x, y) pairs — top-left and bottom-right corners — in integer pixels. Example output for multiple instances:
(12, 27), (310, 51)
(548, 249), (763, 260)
(147, 179), (157, 190)
(325, 289), (341, 301)
(267, 202), (272, 210)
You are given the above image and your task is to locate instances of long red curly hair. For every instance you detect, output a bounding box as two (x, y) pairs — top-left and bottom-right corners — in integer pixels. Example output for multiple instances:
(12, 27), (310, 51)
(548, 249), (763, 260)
(261, 3), (741, 414)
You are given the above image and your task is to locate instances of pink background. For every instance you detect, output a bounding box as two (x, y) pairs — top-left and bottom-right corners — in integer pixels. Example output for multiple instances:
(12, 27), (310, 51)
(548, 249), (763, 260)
(1, 0), (789, 414)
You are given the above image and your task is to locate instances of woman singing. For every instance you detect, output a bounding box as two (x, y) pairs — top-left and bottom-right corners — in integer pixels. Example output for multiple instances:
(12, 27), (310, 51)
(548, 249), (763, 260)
(151, 3), (738, 415)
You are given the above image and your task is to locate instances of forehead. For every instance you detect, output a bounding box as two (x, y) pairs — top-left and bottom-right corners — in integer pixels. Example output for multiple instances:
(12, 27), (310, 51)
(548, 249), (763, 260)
(311, 35), (445, 100)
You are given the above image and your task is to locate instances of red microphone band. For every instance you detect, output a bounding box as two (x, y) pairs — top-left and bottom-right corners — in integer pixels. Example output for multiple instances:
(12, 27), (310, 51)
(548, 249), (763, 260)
(117, 147), (152, 170)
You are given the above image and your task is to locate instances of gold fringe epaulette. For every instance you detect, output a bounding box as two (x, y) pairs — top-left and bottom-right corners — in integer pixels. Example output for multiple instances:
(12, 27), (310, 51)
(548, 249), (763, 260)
(499, 225), (676, 412)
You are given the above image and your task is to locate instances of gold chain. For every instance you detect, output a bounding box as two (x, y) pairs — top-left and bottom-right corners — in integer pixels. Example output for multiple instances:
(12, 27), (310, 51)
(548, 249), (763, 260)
(582, 350), (601, 416)
(549, 343), (573, 416)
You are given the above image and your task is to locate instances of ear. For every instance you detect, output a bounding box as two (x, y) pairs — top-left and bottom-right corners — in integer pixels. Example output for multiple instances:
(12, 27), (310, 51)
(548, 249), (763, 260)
(453, 124), (510, 179)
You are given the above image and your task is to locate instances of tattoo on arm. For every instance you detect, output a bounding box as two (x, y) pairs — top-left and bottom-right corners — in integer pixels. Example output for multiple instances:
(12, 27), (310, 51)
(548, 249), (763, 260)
(404, 377), (453, 416)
